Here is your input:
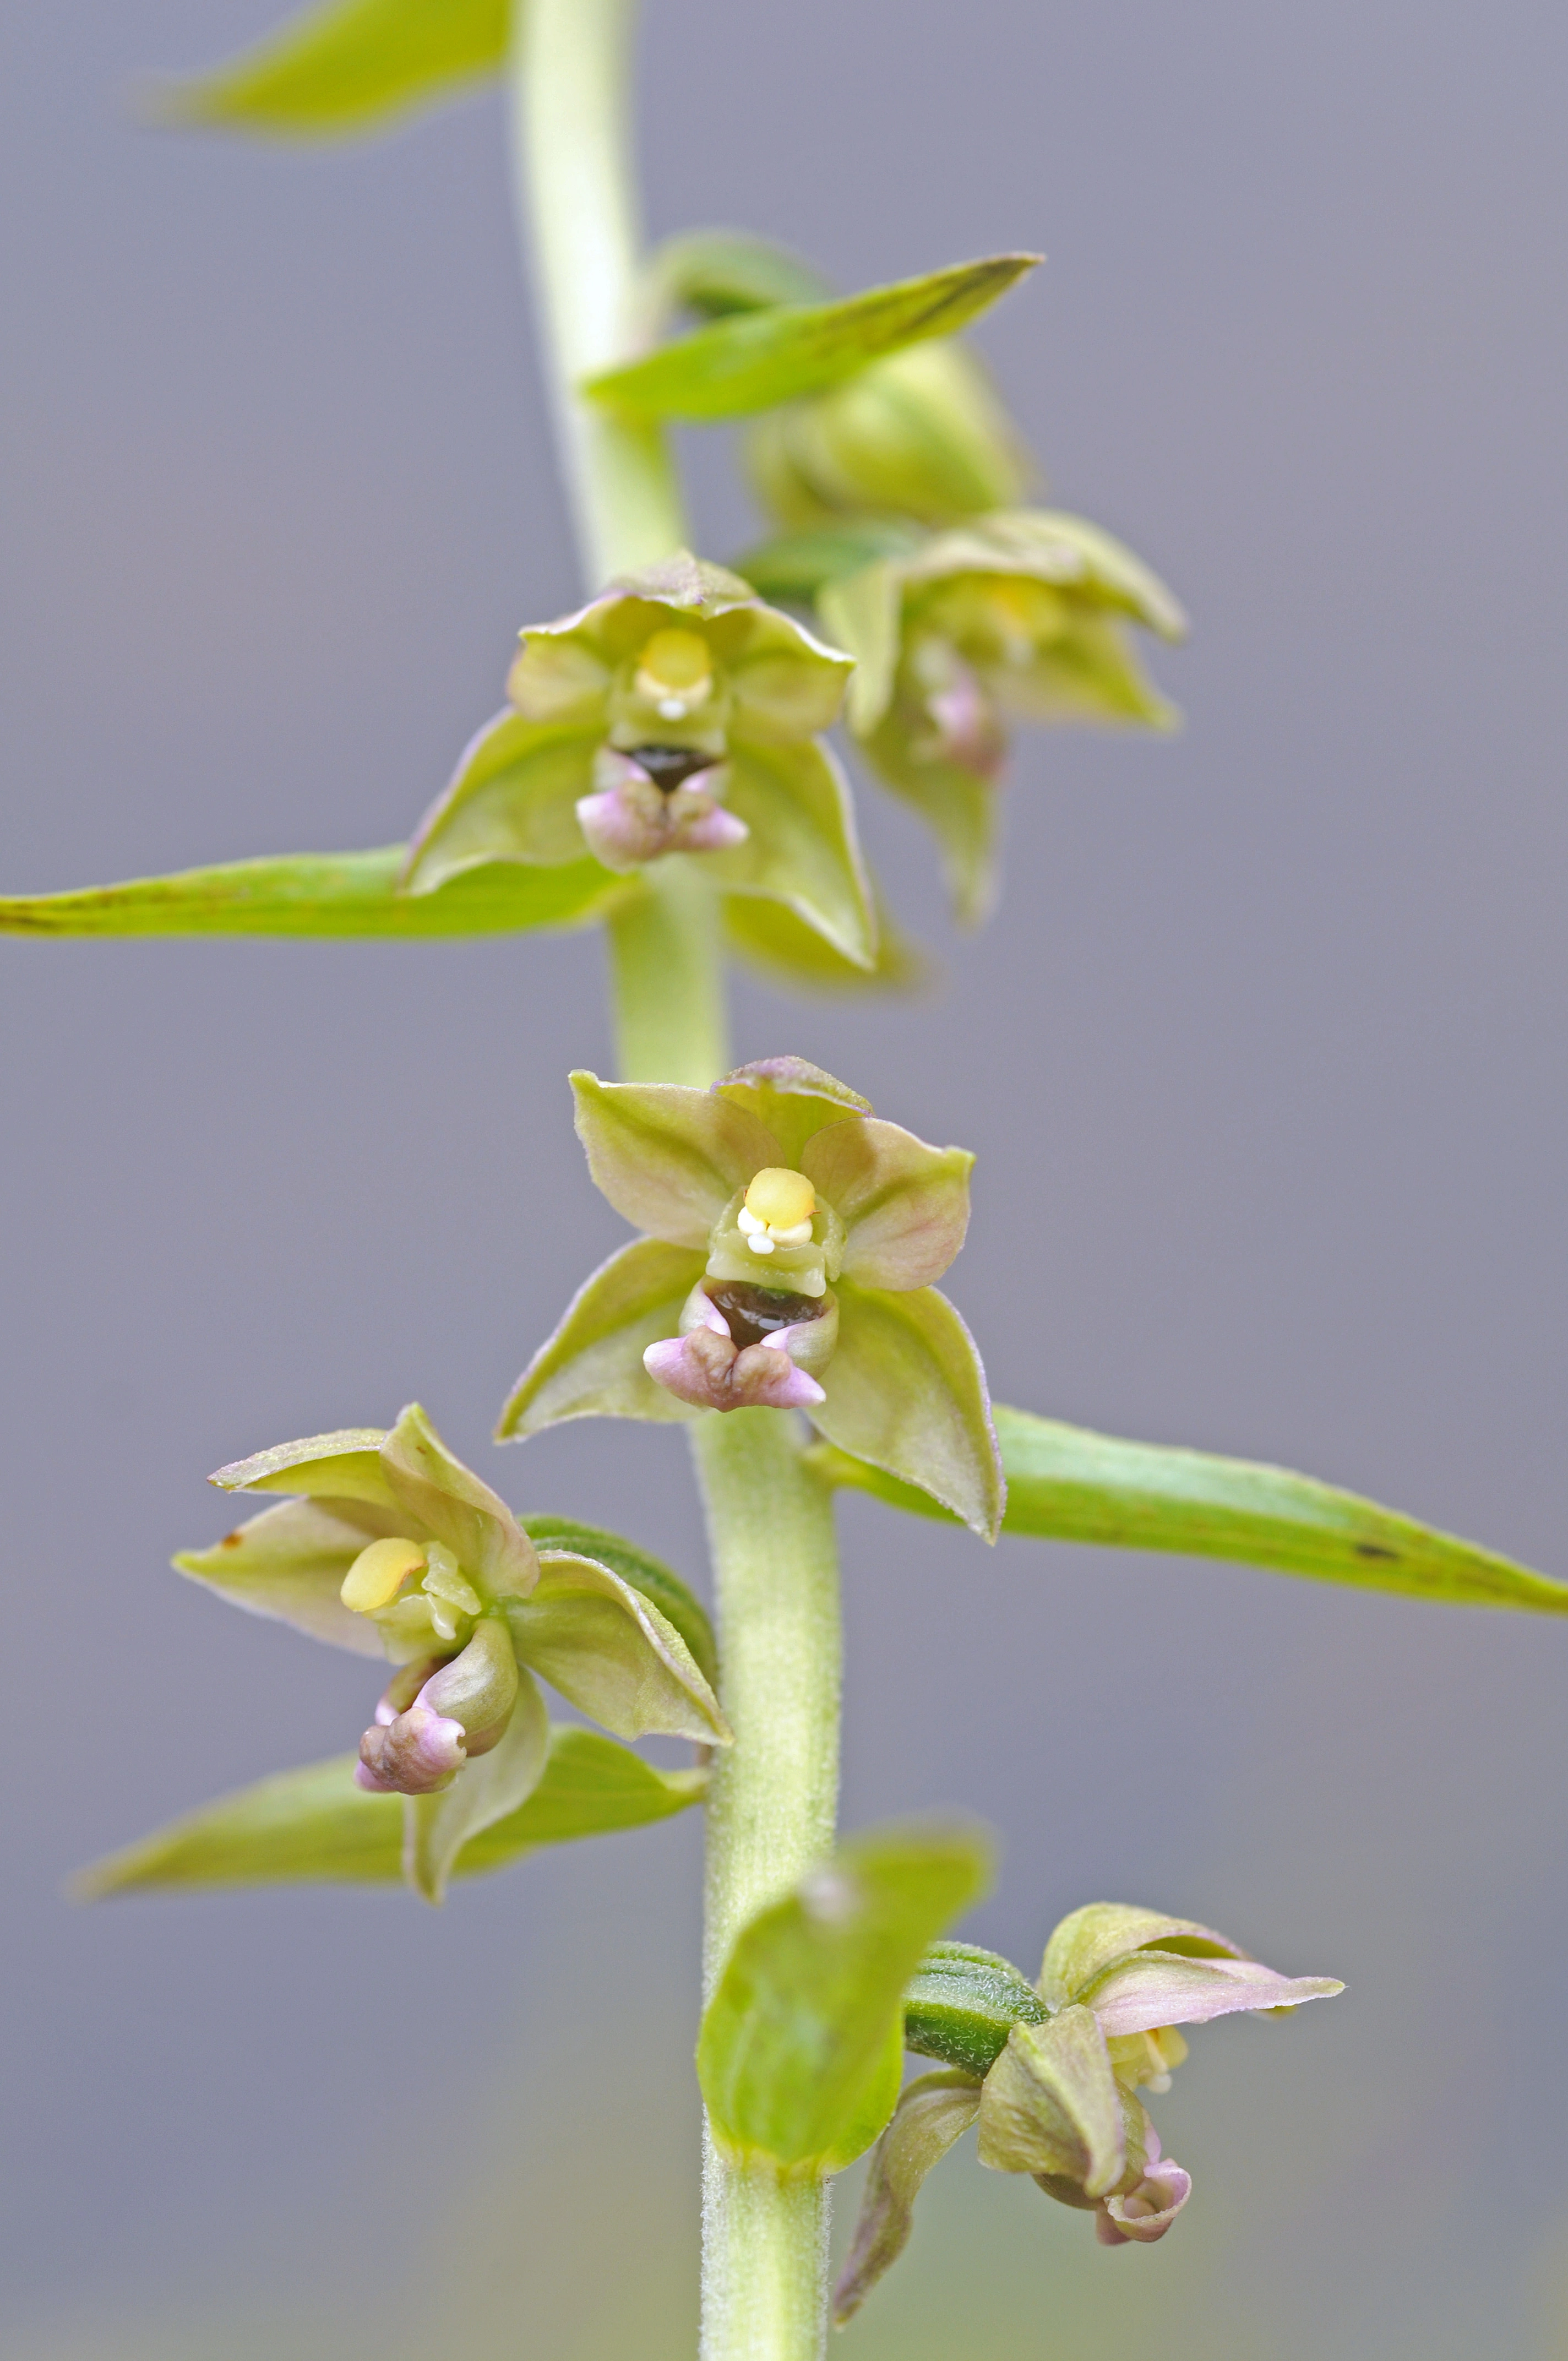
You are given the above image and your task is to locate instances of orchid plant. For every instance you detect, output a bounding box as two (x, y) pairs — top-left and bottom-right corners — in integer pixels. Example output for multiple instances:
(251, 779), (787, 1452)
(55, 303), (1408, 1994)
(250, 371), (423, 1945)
(10, 4), (1566, 2357)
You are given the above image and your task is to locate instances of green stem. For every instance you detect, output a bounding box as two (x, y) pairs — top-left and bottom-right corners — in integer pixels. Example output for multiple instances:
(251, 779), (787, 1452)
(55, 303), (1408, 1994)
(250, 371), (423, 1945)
(511, 0), (684, 583)
(693, 1409), (842, 2361)
(606, 863), (729, 1085)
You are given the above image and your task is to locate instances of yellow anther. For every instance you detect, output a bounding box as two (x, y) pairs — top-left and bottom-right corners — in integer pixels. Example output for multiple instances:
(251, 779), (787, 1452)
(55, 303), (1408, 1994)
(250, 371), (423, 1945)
(744, 1168), (816, 1230)
(635, 627), (714, 701)
(341, 1536), (427, 1615)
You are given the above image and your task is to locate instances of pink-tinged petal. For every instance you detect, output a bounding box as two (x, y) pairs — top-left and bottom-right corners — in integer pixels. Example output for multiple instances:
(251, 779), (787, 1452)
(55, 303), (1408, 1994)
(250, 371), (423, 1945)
(574, 754), (749, 872)
(357, 1704), (466, 1796)
(673, 795), (750, 854)
(1098, 2157), (1191, 2246)
(802, 1116), (973, 1290)
(643, 1325), (825, 1412)
(922, 655), (1008, 781)
(570, 1071), (781, 1245)
(1041, 1904), (1250, 2011)
(1085, 1950), (1345, 2037)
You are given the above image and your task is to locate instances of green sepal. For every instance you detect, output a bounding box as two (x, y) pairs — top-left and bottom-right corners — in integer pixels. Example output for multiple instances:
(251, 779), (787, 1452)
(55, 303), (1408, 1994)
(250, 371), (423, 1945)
(404, 1662), (550, 1903)
(175, 1494), (400, 1660)
(696, 1820), (993, 2175)
(975, 2006), (1124, 2193)
(401, 714), (603, 896)
(903, 1940), (1047, 2078)
(832, 2070), (983, 2325)
(76, 1727), (707, 1896)
(521, 1515), (717, 1687)
(150, 0), (507, 140)
(808, 1402), (1568, 1613)
(209, 1427), (394, 1505)
(709, 736), (878, 972)
(812, 1280), (1004, 1541)
(0, 846), (624, 939)
(722, 889), (928, 1000)
(860, 710), (1000, 929)
(497, 1238), (707, 1437)
(584, 255), (1041, 424)
(732, 523), (925, 606)
(509, 1552), (730, 1744)
(642, 230), (832, 324)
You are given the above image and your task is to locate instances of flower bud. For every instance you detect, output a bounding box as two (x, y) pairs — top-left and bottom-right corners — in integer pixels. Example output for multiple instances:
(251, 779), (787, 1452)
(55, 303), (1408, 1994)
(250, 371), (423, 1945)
(746, 341), (1033, 531)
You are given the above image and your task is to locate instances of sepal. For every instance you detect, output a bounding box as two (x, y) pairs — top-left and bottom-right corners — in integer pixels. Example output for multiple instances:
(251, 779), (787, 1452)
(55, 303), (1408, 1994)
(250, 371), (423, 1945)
(175, 1495), (399, 1659)
(812, 1280), (1004, 1539)
(497, 1238), (707, 1437)
(831, 2070), (982, 2325)
(976, 2007), (1125, 2195)
(508, 1552), (731, 1744)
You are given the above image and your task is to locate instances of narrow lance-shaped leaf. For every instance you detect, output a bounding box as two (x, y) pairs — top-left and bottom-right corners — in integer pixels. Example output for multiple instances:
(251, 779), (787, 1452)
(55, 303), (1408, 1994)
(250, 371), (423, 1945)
(0, 847), (625, 940)
(697, 1820), (993, 2174)
(807, 1403), (1568, 1614)
(150, 0), (507, 140)
(585, 254), (1041, 423)
(75, 1728), (707, 1895)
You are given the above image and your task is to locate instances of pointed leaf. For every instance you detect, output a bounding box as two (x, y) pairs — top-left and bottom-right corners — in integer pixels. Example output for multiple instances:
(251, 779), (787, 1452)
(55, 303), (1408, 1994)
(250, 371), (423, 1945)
(585, 254), (1041, 423)
(709, 737), (876, 971)
(405, 1663), (549, 1903)
(811, 1281), (1003, 1540)
(175, 1495), (401, 1658)
(976, 2008), (1124, 2193)
(77, 1727), (706, 1896)
(509, 1552), (729, 1743)
(570, 1071), (778, 1244)
(722, 889), (928, 999)
(903, 1941), (1048, 2078)
(697, 1820), (993, 2172)
(1040, 1903), (1246, 2012)
(379, 1403), (537, 1598)
(800, 1116), (972, 1290)
(401, 712), (601, 896)
(497, 1238), (706, 1438)
(151, 0), (507, 140)
(0, 846), (623, 938)
(807, 1402), (1568, 1613)
(832, 2071), (982, 2325)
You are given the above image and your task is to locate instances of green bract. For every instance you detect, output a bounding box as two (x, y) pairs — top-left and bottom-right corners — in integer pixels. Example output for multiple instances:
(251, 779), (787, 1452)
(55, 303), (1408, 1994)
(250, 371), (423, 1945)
(153, 0), (507, 139)
(402, 553), (877, 972)
(171, 1402), (728, 1900)
(820, 511), (1187, 926)
(499, 1056), (1005, 1539)
(834, 1906), (1343, 2320)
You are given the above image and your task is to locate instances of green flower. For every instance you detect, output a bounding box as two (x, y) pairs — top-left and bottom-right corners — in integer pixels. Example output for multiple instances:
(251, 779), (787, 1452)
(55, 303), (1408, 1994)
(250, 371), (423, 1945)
(821, 510), (1186, 924)
(402, 552), (878, 970)
(498, 1056), (1004, 1539)
(834, 1905), (1343, 2321)
(179, 1402), (728, 1898)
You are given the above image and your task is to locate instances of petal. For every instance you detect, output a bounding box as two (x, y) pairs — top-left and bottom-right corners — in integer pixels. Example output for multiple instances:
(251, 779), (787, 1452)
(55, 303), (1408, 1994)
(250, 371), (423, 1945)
(976, 2007), (1124, 2196)
(712, 1056), (872, 1163)
(1000, 612), (1177, 731)
(497, 1238), (707, 1437)
(1083, 1950), (1344, 2037)
(802, 1116), (972, 1289)
(1099, 2157), (1192, 2246)
(1041, 1902), (1249, 2012)
(378, 1403), (538, 1600)
(403, 1663), (549, 1903)
(974, 510), (1188, 640)
(723, 606), (854, 741)
(810, 1281), (1004, 1539)
(705, 737), (877, 971)
(505, 609), (617, 724)
(831, 2071), (982, 2325)
(509, 1551), (730, 1743)
(209, 1428), (395, 1509)
(401, 711), (600, 896)
(175, 1495), (402, 1658)
(570, 1070), (780, 1243)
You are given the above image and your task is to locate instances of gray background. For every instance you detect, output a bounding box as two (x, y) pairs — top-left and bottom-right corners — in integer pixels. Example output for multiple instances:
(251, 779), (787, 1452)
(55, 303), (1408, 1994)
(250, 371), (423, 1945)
(2, 2), (1566, 2354)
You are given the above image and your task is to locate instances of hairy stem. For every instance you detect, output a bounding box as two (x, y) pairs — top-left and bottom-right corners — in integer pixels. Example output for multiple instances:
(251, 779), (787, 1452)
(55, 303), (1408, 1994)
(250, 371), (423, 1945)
(694, 1409), (842, 2361)
(511, 0), (684, 582)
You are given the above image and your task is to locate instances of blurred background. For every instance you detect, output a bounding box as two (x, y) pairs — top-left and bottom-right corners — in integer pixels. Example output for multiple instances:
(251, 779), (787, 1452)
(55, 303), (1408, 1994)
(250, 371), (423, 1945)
(3, 1), (1566, 2353)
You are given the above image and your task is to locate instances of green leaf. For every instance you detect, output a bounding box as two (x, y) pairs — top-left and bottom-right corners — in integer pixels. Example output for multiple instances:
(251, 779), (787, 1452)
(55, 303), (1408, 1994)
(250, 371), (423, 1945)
(76, 1726), (706, 1896)
(807, 1402), (1568, 1613)
(521, 1515), (717, 1687)
(405, 1663), (550, 1902)
(585, 254), (1041, 425)
(497, 1238), (707, 1438)
(508, 1552), (729, 1744)
(0, 846), (624, 940)
(696, 1820), (993, 2174)
(832, 2070), (982, 2325)
(722, 888), (928, 999)
(903, 1941), (1048, 2079)
(151, 0), (507, 140)
(812, 1281), (1004, 1541)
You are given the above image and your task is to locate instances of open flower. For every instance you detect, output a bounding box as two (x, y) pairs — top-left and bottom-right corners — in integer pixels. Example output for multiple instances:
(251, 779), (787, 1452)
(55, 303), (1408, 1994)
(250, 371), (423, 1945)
(819, 510), (1186, 924)
(400, 552), (878, 971)
(176, 1402), (728, 1899)
(498, 1056), (1004, 1539)
(833, 1906), (1342, 2321)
